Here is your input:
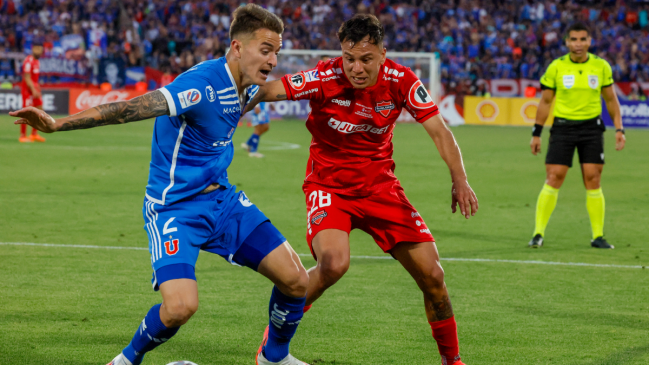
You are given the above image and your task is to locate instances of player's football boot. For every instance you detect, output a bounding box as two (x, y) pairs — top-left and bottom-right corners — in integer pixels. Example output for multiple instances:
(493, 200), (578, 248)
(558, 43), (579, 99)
(18, 136), (31, 143)
(528, 234), (543, 248)
(249, 152), (265, 158)
(256, 325), (310, 365)
(591, 236), (614, 249)
(106, 353), (133, 365)
(30, 134), (46, 142)
(241, 142), (250, 151)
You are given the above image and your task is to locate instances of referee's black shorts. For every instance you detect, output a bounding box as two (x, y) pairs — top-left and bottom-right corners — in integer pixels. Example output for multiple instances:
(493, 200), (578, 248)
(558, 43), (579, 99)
(546, 116), (606, 167)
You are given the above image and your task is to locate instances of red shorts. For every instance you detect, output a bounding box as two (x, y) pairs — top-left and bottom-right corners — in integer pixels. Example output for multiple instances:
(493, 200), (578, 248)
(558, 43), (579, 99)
(21, 90), (42, 108)
(303, 181), (434, 259)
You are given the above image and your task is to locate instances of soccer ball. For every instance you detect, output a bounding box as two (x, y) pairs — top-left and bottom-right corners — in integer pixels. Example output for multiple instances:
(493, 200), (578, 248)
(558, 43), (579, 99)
(165, 362), (198, 365)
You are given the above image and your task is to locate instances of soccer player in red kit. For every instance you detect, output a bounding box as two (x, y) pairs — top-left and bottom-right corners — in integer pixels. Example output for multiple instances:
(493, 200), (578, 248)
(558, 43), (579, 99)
(19, 42), (46, 143)
(249, 15), (478, 365)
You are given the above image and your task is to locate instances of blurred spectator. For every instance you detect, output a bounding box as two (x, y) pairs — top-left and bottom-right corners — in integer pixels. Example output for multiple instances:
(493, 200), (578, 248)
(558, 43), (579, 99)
(2, 0), (648, 92)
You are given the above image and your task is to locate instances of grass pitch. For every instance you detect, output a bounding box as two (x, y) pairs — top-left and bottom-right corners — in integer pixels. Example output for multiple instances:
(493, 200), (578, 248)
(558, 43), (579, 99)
(1, 116), (648, 365)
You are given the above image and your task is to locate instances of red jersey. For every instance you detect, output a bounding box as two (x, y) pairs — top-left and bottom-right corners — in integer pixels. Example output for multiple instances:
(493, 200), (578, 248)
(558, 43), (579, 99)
(21, 55), (40, 93)
(281, 57), (440, 196)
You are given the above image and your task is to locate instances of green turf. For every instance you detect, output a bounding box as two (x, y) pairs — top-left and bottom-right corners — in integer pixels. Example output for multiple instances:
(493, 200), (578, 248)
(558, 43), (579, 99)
(1, 117), (648, 364)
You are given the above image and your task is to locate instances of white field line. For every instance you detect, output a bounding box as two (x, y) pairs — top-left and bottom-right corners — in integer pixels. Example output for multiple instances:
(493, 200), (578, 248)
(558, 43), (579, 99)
(0, 242), (644, 270)
(259, 140), (301, 151)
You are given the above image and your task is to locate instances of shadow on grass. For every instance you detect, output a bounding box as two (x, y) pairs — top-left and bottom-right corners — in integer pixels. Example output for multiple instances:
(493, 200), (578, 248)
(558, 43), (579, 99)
(585, 344), (649, 365)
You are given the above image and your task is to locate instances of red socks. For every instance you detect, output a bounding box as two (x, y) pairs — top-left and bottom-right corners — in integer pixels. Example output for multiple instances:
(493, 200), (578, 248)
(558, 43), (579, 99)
(429, 316), (460, 365)
(303, 304), (312, 313)
(20, 124), (27, 136)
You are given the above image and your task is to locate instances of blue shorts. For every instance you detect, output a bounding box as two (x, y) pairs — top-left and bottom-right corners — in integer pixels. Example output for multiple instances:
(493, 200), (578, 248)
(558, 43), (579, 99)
(142, 186), (286, 290)
(252, 118), (270, 126)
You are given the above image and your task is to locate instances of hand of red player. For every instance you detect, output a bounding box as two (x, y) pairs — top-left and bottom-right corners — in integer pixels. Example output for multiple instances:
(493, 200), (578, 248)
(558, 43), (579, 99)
(451, 180), (478, 219)
(10, 106), (58, 133)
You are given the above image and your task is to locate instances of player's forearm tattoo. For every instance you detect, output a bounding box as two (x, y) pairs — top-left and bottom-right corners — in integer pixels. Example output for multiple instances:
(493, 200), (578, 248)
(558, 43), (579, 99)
(58, 90), (169, 131)
(276, 93), (286, 98)
(428, 295), (454, 321)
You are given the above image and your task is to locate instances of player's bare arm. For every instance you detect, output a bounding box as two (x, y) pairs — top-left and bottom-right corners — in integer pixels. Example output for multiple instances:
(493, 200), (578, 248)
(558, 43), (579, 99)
(531, 88), (555, 155)
(422, 114), (478, 219)
(601, 85), (625, 151)
(10, 90), (170, 133)
(243, 79), (287, 115)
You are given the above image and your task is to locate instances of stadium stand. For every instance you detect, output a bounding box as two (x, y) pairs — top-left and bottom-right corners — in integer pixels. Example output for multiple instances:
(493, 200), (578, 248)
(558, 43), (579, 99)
(1, 0), (648, 93)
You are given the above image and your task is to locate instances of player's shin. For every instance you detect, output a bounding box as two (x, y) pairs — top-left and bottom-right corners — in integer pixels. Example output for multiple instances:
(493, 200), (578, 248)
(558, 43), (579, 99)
(426, 290), (461, 364)
(264, 286), (306, 362)
(121, 304), (180, 365)
(247, 133), (260, 153)
(534, 183), (560, 236)
(586, 188), (605, 239)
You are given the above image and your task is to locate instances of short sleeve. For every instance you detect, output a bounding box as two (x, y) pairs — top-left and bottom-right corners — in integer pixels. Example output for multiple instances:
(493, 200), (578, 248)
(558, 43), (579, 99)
(23, 60), (31, 73)
(401, 68), (440, 123)
(281, 67), (323, 101)
(602, 61), (614, 87)
(159, 73), (213, 117)
(540, 61), (557, 90)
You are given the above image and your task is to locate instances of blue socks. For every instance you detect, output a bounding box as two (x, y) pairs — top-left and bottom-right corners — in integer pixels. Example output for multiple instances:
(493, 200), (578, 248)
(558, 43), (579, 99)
(122, 304), (180, 365)
(263, 286), (306, 362)
(247, 133), (260, 152)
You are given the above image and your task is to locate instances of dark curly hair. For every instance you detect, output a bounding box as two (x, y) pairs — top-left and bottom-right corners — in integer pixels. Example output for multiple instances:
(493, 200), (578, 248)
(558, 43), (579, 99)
(338, 14), (385, 47)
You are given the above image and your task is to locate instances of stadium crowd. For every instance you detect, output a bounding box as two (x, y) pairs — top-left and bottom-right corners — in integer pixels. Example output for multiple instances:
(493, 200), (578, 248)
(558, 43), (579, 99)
(1, 0), (648, 88)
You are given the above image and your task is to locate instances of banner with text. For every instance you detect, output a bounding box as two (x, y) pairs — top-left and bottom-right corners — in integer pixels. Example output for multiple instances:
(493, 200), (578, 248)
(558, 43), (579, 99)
(0, 89), (69, 114)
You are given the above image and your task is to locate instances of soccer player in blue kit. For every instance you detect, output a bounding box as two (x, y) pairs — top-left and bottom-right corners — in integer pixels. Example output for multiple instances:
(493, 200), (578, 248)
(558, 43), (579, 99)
(10, 5), (310, 365)
(242, 101), (272, 158)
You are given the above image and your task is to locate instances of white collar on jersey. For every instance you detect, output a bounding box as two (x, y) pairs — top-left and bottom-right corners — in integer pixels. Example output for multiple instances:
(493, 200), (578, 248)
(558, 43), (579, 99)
(224, 62), (246, 109)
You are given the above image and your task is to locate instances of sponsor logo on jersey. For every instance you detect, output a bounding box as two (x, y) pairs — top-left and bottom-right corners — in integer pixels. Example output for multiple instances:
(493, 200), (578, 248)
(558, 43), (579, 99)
(416, 220), (422, 226)
(563, 75), (575, 89)
(420, 228), (431, 234)
(164, 239), (180, 255)
(239, 192), (253, 207)
(223, 106), (241, 114)
(355, 111), (373, 119)
(331, 98), (351, 107)
(384, 66), (405, 78)
(295, 88), (318, 98)
(328, 117), (389, 134)
(206, 85), (216, 102)
(408, 80), (435, 109)
(411, 212), (421, 218)
(178, 88), (202, 109)
(213, 140), (232, 147)
(289, 72), (306, 91)
(311, 209), (328, 225)
(322, 75), (339, 82)
(588, 75), (599, 89)
(305, 70), (319, 82)
(375, 100), (395, 117)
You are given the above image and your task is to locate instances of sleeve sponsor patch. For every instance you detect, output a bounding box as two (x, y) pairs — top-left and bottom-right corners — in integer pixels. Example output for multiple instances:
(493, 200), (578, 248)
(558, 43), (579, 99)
(178, 88), (202, 109)
(408, 80), (435, 109)
(288, 72), (306, 91)
(305, 70), (320, 82)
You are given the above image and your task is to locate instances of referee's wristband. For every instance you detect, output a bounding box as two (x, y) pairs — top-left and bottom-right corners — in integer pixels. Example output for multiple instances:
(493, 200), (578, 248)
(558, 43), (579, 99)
(616, 128), (625, 134)
(532, 124), (543, 137)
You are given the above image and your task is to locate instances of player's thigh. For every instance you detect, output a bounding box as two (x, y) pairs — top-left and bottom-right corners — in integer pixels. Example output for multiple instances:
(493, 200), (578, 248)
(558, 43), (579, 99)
(303, 183), (353, 261)
(359, 184), (434, 253)
(143, 200), (209, 290)
(391, 241), (445, 290)
(577, 130), (605, 166)
(545, 128), (577, 168)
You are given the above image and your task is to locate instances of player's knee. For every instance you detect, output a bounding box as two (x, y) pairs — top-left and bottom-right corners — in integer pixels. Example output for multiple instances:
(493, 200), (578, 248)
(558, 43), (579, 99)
(546, 172), (566, 186)
(318, 256), (349, 287)
(163, 298), (198, 326)
(285, 268), (309, 297)
(420, 265), (446, 292)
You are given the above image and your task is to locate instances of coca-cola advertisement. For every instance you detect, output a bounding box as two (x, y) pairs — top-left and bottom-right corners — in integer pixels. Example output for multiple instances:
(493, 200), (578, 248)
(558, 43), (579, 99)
(0, 89), (69, 114)
(68, 88), (147, 114)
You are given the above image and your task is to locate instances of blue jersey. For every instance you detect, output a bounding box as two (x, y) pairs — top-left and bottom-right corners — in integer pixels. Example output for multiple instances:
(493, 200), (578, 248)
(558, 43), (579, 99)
(146, 57), (259, 205)
(251, 102), (270, 125)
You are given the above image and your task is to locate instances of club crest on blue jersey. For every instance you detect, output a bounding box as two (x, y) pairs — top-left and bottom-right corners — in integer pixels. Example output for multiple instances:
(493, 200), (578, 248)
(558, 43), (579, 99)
(164, 239), (179, 255)
(178, 89), (202, 109)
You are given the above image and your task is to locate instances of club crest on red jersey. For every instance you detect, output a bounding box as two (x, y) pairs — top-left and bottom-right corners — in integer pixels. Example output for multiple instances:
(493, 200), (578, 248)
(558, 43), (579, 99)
(164, 239), (180, 255)
(311, 210), (327, 225)
(289, 72), (306, 91)
(408, 80), (435, 109)
(374, 100), (395, 117)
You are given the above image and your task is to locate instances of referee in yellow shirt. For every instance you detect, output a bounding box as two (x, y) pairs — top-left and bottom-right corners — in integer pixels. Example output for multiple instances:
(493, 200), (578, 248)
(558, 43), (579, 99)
(529, 23), (626, 249)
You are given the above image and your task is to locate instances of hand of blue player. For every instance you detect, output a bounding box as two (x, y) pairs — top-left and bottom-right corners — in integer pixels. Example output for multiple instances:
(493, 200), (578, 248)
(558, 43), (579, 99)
(451, 180), (478, 219)
(10, 106), (58, 133)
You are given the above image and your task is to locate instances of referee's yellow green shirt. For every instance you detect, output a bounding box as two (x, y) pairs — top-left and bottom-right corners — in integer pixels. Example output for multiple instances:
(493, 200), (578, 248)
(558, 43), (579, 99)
(540, 53), (613, 120)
